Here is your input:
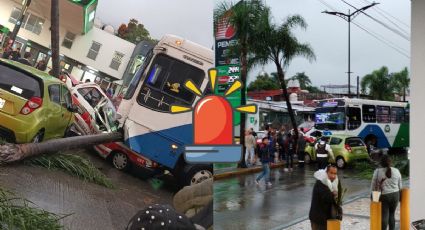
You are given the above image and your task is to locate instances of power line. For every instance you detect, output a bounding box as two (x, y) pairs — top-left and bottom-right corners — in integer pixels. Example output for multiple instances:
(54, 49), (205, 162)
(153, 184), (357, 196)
(351, 21), (410, 58)
(340, 0), (410, 41)
(317, 0), (338, 12)
(361, 0), (410, 29)
(357, 0), (410, 35)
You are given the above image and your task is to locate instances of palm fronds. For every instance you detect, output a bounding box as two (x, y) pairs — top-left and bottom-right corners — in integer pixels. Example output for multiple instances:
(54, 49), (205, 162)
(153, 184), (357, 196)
(24, 152), (114, 188)
(0, 187), (68, 230)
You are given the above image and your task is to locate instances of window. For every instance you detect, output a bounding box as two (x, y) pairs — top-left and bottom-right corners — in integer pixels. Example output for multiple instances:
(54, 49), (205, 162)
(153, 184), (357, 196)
(61, 85), (72, 109)
(362, 104), (376, 123)
(87, 41), (101, 60)
(9, 9), (44, 35)
(377, 106), (391, 123)
(405, 107), (410, 122)
(62, 32), (76, 49)
(391, 107), (405, 123)
(77, 87), (104, 108)
(330, 137), (342, 145)
(48, 85), (60, 104)
(110, 51), (124, 70)
(347, 107), (361, 130)
(137, 54), (205, 112)
(8, 8), (21, 24)
(0, 63), (42, 99)
(345, 137), (365, 147)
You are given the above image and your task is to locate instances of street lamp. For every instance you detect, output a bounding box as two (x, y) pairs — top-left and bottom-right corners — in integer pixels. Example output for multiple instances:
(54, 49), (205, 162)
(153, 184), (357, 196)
(323, 2), (378, 97)
(9, 0), (32, 45)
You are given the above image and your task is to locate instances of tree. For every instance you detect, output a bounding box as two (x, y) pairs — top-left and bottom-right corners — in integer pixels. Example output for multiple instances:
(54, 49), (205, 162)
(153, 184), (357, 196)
(117, 19), (152, 44)
(391, 67), (409, 102)
(249, 11), (316, 140)
(289, 72), (312, 89)
(50, 0), (60, 78)
(361, 66), (394, 101)
(247, 72), (280, 91)
(215, 0), (267, 168)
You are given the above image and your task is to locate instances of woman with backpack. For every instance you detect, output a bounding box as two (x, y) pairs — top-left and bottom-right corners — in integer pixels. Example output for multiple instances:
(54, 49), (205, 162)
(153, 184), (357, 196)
(370, 154), (402, 230)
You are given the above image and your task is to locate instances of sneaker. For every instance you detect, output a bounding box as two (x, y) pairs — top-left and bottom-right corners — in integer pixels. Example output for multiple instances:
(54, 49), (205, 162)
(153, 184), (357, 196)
(284, 168), (289, 172)
(267, 182), (272, 186)
(255, 180), (260, 185)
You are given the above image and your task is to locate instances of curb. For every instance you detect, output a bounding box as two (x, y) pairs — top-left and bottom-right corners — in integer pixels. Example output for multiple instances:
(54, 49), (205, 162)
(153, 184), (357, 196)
(214, 162), (286, 180)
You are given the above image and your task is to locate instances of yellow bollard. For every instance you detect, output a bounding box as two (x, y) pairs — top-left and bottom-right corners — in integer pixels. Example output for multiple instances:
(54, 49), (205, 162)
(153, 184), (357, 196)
(327, 219), (341, 230)
(370, 201), (382, 230)
(400, 188), (410, 230)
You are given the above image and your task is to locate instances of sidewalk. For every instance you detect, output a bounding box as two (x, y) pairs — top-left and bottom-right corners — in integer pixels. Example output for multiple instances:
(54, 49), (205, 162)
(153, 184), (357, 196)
(214, 161), (286, 180)
(274, 195), (401, 230)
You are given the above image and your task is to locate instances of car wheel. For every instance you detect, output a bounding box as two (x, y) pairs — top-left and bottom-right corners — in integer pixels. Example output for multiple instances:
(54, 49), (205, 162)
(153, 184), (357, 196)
(336, 157), (346, 169)
(112, 151), (131, 171)
(304, 153), (311, 164)
(32, 131), (44, 143)
(182, 165), (213, 186)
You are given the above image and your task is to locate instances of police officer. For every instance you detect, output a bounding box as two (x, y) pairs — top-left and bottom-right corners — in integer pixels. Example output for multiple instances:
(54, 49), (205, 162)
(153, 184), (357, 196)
(314, 137), (334, 170)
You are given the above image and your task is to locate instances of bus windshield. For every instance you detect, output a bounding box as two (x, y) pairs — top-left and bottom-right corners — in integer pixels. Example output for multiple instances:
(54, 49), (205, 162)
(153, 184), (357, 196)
(123, 50), (154, 100)
(315, 107), (346, 130)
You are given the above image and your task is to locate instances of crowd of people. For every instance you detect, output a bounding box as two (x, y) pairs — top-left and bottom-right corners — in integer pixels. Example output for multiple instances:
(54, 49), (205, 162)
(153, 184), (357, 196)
(247, 124), (402, 230)
(1, 38), (48, 71)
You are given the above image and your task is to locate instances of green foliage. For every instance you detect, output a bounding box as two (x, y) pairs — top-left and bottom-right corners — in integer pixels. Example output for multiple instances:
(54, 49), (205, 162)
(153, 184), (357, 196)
(353, 155), (409, 180)
(24, 153), (114, 188)
(247, 73), (280, 91)
(336, 180), (348, 206)
(361, 66), (409, 101)
(117, 19), (153, 44)
(0, 187), (68, 230)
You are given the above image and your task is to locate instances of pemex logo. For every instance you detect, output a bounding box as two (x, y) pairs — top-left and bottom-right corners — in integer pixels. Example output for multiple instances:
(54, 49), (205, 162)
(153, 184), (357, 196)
(216, 16), (236, 40)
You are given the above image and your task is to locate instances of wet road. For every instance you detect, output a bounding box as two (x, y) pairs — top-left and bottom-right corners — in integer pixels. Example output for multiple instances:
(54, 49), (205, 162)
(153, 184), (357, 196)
(213, 164), (371, 230)
(0, 149), (178, 230)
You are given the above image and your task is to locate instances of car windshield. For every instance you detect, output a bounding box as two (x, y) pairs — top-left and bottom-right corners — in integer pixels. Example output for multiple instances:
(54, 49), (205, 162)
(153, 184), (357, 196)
(0, 63), (42, 99)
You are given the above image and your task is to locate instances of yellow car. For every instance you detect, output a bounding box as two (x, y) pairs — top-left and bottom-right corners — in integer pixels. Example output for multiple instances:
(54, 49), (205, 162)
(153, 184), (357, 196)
(0, 59), (75, 143)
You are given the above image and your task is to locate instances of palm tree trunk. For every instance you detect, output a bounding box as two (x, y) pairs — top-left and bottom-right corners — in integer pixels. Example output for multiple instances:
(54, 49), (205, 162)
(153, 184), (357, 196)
(238, 45), (248, 168)
(403, 87), (406, 102)
(0, 132), (122, 164)
(50, 0), (60, 78)
(275, 61), (299, 146)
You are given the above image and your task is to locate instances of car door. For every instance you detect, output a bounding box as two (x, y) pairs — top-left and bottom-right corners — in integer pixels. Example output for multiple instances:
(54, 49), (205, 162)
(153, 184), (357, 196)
(45, 84), (63, 139)
(60, 85), (74, 135)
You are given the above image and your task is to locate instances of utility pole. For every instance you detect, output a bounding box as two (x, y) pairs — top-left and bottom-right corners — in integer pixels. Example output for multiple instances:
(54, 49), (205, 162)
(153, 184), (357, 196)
(9, 0), (32, 45)
(323, 2), (378, 97)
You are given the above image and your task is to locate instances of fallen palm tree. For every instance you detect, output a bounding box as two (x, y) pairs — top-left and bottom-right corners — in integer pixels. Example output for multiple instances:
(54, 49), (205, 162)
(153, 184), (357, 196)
(0, 132), (122, 164)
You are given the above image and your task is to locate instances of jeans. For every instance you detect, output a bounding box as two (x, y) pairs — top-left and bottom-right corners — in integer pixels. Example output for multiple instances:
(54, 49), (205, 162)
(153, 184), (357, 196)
(285, 151), (294, 168)
(245, 147), (255, 165)
(380, 191), (400, 230)
(256, 163), (270, 183)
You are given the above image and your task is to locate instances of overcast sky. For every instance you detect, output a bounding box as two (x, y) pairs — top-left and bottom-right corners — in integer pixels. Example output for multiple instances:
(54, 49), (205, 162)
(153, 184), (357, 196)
(96, 0), (214, 48)
(96, 0), (410, 88)
(251, 0), (410, 88)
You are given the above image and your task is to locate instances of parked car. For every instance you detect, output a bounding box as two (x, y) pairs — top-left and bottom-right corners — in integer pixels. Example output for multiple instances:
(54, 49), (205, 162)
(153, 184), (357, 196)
(69, 82), (157, 171)
(0, 59), (75, 143)
(304, 134), (370, 168)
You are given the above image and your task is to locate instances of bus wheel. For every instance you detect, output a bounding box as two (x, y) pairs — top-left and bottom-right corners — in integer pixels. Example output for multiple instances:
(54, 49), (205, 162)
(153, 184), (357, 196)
(183, 165), (213, 186)
(336, 157), (346, 169)
(112, 151), (131, 171)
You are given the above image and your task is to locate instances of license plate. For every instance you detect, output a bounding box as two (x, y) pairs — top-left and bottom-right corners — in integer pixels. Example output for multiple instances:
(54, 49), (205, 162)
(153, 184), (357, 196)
(0, 98), (5, 109)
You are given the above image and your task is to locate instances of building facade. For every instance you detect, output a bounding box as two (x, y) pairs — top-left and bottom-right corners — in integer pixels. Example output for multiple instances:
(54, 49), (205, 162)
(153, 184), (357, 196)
(0, 0), (135, 91)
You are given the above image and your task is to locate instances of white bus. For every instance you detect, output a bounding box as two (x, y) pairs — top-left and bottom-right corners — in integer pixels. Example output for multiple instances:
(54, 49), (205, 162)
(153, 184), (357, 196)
(117, 35), (214, 185)
(314, 98), (409, 152)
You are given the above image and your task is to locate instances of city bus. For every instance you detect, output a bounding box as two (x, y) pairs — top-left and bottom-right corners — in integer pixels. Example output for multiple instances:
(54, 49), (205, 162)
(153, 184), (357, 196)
(117, 34), (214, 185)
(314, 98), (409, 153)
